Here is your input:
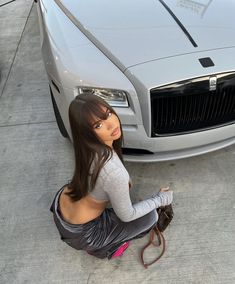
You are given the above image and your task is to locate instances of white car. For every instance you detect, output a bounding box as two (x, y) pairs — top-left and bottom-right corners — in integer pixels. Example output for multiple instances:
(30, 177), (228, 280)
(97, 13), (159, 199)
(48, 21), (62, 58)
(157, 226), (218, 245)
(36, 0), (235, 162)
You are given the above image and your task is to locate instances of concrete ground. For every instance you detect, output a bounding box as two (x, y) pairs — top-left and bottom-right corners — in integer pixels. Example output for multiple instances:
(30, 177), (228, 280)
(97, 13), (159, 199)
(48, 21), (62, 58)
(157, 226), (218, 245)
(0, 1), (235, 283)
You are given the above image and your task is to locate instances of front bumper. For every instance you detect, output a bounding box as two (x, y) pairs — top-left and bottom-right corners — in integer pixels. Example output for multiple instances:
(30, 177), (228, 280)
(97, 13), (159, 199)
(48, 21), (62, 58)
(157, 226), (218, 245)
(122, 123), (235, 162)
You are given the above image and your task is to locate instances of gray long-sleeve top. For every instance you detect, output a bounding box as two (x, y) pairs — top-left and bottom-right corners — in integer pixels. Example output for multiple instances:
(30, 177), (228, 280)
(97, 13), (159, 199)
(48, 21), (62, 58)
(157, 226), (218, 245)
(89, 151), (172, 222)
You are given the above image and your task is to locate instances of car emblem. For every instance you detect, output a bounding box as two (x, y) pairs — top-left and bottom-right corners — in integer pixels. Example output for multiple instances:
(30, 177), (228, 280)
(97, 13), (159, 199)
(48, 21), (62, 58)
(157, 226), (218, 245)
(209, 76), (217, 91)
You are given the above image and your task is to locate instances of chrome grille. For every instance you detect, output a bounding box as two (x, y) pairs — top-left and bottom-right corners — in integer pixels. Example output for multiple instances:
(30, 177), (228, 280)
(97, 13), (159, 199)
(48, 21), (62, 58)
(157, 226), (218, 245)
(151, 73), (235, 136)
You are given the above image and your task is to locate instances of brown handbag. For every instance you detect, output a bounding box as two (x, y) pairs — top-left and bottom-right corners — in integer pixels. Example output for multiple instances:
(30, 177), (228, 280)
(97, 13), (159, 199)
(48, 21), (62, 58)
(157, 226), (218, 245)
(140, 204), (174, 268)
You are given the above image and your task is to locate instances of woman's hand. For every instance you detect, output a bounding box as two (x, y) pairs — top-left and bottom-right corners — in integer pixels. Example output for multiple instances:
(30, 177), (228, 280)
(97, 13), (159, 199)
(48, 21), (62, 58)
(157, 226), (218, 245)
(151, 186), (173, 207)
(159, 186), (170, 192)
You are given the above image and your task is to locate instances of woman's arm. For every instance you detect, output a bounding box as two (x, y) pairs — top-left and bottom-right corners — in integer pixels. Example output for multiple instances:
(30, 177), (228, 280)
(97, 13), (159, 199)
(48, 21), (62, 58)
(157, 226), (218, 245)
(104, 168), (173, 222)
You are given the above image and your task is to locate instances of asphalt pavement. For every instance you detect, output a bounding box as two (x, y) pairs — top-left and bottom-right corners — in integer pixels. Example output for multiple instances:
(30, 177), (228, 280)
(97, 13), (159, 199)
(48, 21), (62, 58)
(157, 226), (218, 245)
(1, 1), (235, 283)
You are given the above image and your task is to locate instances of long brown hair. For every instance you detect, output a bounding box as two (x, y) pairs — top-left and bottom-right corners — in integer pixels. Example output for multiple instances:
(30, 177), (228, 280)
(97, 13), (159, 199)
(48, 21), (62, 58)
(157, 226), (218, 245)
(66, 93), (123, 201)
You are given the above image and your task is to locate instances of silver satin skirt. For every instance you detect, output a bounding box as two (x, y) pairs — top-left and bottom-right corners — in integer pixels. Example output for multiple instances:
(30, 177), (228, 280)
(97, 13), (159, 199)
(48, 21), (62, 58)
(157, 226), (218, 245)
(50, 187), (158, 259)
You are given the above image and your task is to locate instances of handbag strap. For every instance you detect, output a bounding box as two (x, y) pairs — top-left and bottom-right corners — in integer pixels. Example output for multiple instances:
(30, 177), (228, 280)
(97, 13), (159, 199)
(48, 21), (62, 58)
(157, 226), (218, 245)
(140, 227), (166, 269)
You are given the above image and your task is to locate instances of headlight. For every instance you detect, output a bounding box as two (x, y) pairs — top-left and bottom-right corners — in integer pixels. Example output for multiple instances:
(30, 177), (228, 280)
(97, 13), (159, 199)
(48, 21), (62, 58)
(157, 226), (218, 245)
(78, 87), (129, 107)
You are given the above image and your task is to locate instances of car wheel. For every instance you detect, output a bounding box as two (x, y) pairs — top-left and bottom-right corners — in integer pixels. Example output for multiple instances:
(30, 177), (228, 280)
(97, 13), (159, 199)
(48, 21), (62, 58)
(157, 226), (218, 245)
(50, 87), (69, 138)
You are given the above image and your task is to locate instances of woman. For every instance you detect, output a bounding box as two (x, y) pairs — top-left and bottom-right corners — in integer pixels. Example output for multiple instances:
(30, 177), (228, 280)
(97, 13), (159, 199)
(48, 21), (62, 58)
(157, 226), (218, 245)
(50, 93), (173, 259)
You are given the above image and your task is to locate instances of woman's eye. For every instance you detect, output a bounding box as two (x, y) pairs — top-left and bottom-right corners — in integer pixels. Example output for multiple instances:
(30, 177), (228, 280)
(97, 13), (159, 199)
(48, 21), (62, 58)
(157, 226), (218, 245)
(107, 111), (112, 118)
(94, 122), (102, 129)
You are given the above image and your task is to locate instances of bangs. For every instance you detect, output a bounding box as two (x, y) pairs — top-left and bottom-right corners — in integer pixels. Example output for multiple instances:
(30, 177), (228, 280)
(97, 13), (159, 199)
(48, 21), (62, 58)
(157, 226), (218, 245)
(84, 100), (113, 127)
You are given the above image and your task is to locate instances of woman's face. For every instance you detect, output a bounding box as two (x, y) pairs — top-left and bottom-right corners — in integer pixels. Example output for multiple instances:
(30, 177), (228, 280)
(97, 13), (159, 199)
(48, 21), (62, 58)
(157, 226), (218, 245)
(92, 107), (121, 147)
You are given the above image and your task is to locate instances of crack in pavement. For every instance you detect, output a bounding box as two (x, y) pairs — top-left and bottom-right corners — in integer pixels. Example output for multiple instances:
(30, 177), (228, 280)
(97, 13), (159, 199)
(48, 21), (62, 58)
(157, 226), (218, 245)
(0, 0), (35, 99)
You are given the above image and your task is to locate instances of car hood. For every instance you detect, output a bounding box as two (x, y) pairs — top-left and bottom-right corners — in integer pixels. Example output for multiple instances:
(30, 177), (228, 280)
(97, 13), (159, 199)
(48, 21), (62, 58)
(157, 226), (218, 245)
(57, 0), (235, 71)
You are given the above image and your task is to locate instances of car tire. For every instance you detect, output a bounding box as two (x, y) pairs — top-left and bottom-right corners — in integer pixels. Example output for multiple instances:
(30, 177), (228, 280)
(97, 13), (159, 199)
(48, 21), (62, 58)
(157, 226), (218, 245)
(50, 87), (69, 138)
